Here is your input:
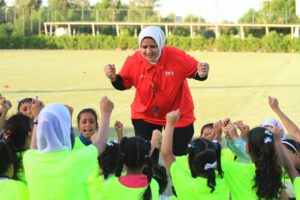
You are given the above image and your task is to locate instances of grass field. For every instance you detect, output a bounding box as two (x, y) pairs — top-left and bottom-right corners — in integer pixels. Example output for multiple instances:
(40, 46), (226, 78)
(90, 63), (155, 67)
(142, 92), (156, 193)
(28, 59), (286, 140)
(1, 50), (300, 139)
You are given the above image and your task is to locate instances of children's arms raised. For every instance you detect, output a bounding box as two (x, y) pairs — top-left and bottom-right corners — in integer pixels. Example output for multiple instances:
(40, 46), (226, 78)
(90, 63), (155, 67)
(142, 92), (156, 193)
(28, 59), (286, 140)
(93, 96), (114, 155)
(269, 96), (300, 143)
(161, 109), (180, 170)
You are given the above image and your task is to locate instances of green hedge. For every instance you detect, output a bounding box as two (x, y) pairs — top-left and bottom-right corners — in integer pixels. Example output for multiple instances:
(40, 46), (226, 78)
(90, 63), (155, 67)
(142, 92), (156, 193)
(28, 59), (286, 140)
(0, 32), (300, 52)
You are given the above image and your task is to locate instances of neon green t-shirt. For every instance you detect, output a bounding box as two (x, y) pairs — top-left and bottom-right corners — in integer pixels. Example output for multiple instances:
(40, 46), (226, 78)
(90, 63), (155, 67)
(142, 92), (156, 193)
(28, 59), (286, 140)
(221, 160), (257, 200)
(294, 176), (300, 200)
(0, 179), (29, 200)
(89, 174), (116, 200)
(170, 159), (229, 200)
(73, 136), (87, 150)
(95, 175), (159, 200)
(23, 145), (98, 200)
(221, 148), (235, 162)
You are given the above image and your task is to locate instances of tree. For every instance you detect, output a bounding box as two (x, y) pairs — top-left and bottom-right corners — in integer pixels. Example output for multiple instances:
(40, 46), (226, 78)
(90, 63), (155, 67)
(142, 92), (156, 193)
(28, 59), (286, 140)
(127, 0), (159, 22)
(238, 8), (257, 24)
(15, 0), (42, 10)
(239, 0), (299, 24)
(69, 0), (90, 9)
(0, 0), (6, 7)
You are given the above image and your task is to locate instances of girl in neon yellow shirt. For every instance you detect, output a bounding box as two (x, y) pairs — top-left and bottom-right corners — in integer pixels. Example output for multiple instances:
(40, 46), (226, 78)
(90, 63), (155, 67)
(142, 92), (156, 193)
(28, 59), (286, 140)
(161, 110), (227, 200)
(223, 120), (284, 199)
(2, 114), (32, 183)
(74, 108), (98, 149)
(95, 136), (160, 200)
(23, 97), (114, 200)
(0, 141), (29, 200)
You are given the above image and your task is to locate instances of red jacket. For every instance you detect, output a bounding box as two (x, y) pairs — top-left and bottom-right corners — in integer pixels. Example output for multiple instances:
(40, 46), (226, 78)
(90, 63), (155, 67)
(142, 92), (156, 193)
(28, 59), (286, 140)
(119, 46), (198, 127)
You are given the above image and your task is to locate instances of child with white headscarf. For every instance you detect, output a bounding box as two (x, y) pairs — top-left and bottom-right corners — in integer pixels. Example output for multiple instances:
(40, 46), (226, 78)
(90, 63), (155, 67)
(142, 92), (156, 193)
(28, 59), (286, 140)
(104, 26), (210, 161)
(23, 97), (114, 200)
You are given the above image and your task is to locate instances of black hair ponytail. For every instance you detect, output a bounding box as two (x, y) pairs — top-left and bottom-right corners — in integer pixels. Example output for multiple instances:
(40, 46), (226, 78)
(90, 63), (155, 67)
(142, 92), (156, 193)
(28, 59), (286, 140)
(248, 127), (282, 200)
(151, 163), (168, 194)
(118, 137), (153, 200)
(98, 141), (120, 179)
(188, 138), (221, 193)
(115, 137), (127, 177)
(213, 142), (223, 178)
(143, 155), (153, 200)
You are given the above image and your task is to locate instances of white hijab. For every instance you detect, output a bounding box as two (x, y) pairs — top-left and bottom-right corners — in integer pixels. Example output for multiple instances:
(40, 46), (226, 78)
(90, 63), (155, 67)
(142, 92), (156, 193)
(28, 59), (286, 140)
(260, 118), (286, 139)
(37, 103), (72, 153)
(138, 26), (166, 64)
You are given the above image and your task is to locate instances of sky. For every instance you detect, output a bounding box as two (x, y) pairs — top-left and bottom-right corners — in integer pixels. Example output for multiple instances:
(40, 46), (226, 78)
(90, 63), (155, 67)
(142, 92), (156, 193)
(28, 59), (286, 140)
(5, 0), (265, 23)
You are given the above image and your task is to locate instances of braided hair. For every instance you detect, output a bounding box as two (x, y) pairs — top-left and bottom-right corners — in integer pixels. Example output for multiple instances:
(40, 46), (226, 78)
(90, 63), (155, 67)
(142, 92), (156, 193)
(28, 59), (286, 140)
(98, 141), (120, 179)
(115, 136), (153, 200)
(188, 138), (223, 193)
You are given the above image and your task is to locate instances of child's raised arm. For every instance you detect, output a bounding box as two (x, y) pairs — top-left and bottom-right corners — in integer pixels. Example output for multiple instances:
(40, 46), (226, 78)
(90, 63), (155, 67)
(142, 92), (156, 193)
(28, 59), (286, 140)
(30, 99), (44, 149)
(273, 125), (299, 182)
(269, 96), (300, 143)
(93, 96), (114, 155)
(150, 129), (162, 156)
(114, 120), (124, 143)
(161, 109), (180, 170)
(0, 94), (12, 130)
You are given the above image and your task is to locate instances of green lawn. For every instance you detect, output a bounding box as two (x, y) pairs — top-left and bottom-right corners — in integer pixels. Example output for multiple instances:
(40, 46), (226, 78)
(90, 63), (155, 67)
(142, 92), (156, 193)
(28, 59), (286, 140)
(1, 50), (300, 138)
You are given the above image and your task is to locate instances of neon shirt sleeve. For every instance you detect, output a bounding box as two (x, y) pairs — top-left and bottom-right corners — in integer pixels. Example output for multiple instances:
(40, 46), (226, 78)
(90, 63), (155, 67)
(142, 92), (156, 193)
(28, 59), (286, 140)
(294, 176), (300, 199)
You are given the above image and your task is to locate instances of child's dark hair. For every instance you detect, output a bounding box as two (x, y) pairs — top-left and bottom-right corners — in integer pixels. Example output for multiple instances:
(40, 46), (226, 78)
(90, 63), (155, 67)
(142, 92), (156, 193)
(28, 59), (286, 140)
(281, 139), (300, 154)
(200, 123), (214, 136)
(116, 136), (152, 200)
(247, 127), (282, 200)
(2, 114), (32, 180)
(76, 108), (98, 129)
(151, 163), (168, 194)
(3, 114), (32, 152)
(17, 98), (33, 112)
(188, 138), (223, 193)
(98, 141), (120, 180)
(0, 141), (16, 178)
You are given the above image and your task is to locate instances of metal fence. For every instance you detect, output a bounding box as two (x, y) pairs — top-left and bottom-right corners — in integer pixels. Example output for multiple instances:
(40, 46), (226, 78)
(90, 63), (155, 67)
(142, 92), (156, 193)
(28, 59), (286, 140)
(0, 7), (299, 35)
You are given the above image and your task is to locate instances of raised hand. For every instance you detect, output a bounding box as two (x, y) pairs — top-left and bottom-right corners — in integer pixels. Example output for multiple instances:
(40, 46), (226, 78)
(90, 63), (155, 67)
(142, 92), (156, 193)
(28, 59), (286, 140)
(151, 129), (162, 151)
(31, 99), (44, 120)
(213, 120), (223, 142)
(234, 120), (250, 141)
(268, 96), (280, 113)
(104, 64), (117, 82)
(166, 109), (180, 126)
(0, 94), (12, 113)
(100, 96), (114, 114)
(114, 120), (124, 143)
(197, 62), (209, 77)
(223, 119), (238, 141)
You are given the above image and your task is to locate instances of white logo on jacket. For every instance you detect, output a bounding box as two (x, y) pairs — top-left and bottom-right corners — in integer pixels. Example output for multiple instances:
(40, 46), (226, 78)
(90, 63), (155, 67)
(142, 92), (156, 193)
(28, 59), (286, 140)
(165, 71), (174, 76)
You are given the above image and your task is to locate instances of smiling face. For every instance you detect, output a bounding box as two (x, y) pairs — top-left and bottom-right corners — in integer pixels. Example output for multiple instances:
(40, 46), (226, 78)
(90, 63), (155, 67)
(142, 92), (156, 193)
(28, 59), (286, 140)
(78, 112), (97, 140)
(139, 37), (159, 64)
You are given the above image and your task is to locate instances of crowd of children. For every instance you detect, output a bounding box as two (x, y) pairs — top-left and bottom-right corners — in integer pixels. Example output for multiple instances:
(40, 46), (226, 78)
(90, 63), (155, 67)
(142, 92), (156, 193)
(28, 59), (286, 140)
(0, 94), (299, 200)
